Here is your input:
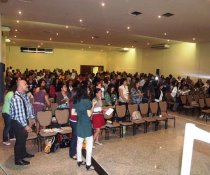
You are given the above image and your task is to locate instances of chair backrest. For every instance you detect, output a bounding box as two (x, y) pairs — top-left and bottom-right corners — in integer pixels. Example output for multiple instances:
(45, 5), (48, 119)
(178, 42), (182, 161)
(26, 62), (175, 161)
(187, 95), (193, 104)
(159, 101), (167, 114)
(150, 102), (158, 115)
(198, 99), (205, 108)
(139, 103), (148, 116)
(37, 110), (52, 127)
(165, 92), (173, 102)
(199, 94), (205, 99)
(193, 95), (199, 103)
(180, 96), (187, 105)
(55, 109), (69, 124)
(50, 103), (58, 115)
(128, 104), (138, 116)
(205, 98), (210, 108)
(115, 105), (126, 118)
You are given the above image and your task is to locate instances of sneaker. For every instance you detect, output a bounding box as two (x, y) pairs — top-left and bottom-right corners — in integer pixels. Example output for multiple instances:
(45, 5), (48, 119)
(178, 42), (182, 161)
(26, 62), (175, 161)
(95, 142), (103, 146)
(3, 142), (11, 146)
(10, 138), (16, 141)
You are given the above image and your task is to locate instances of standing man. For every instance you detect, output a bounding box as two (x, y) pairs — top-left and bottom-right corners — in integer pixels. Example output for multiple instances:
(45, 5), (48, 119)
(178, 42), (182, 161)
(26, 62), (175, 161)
(10, 80), (36, 165)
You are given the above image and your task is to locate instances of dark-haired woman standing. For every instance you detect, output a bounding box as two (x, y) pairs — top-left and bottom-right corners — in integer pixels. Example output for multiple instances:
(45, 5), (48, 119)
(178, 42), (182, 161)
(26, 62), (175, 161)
(73, 86), (96, 171)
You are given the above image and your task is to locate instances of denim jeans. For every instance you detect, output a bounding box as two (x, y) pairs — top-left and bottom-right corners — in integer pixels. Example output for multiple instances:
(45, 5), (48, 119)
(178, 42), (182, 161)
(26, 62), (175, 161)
(69, 121), (77, 157)
(2, 113), (14, 142)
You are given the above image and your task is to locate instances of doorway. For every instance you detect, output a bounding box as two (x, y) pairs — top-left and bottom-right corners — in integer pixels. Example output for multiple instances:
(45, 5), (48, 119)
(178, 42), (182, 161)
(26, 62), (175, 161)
(80, 65), (104, 74)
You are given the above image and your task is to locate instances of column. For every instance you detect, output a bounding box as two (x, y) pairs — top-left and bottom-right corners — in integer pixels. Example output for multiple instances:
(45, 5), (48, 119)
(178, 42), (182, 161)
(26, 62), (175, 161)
(0, 14), (5, 103)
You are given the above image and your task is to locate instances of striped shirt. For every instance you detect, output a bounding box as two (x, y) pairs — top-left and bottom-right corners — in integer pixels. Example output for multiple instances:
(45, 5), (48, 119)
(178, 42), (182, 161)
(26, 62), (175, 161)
(10, 91), (35, 127)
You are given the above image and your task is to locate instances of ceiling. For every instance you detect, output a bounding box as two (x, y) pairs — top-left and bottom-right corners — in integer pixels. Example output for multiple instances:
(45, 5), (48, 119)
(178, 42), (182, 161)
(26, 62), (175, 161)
(1, 0), (210, 50)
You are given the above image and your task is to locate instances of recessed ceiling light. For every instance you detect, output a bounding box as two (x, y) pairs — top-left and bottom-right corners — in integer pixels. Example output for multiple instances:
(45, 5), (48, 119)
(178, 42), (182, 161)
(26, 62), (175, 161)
(91, 36), (94, 39)
(14, 35), (17, 38)
(81, 41), (84, 43)
(164, 33), (167, 36)
(56, 33), (59, 36)
(167, 40), (170, 42)
(106, 30), (110, 34)
(158, 15), (161, 19)
(101, 2), (105, 7)
(127, 26), (130, 30)
(89, 46), (91, 49)
(193, 37), (196, 41)
(15, 29), (18, 32)
(37, 45), (40, 48)
(65, 25), (69, 29)
(147, 43), (150, 45)
(79, 19), (83, 23)
(107, 43), (111, 46)
(49, 38), (52, 41)
(18, 11), (22, 15)
(16, 20), (20, 23)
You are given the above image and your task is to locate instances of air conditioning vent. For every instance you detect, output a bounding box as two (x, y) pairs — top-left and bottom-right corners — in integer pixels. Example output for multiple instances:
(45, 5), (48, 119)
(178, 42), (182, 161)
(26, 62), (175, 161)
(151, 44), (170, 49)
(20, 47), (53, 53)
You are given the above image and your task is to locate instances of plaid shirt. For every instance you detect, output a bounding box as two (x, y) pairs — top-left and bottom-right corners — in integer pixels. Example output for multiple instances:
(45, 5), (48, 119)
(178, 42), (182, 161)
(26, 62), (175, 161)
(10, 91), (35, 127)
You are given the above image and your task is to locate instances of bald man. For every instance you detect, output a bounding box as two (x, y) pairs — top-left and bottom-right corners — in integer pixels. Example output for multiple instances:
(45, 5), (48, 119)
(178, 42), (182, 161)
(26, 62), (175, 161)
(10, 80), (36, 165)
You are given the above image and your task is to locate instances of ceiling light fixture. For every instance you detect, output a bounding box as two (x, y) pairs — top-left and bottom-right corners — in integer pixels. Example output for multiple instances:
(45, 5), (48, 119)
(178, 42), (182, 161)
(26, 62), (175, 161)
(107, 43), (111, 46)
(89, 46), (91, 49)
(127, 26), (130, 30)
(91, 36), (94, 39)
(5, 38), (11, 43)
(79, 19), (83, 23)
(16, 20), (20, 23)
(81, 41), (84, 43)
(164, 33), (167, 36)
(167, 40), (170, 42)
(41, 43), (43, 45)
(147, 43), (150, 45)
(106, 30), (110, 34)
(14, 35), (17, 38)
(65, 25), (69, 29)
(193, 37), (196, 41)
(56, 33), (59, 36)
(158, 15), (161, 19)
(101, 2), (105, 7)
(15, 29), (18, 32)
(49, 38), (52, 41)
(18, 11), (22, 15)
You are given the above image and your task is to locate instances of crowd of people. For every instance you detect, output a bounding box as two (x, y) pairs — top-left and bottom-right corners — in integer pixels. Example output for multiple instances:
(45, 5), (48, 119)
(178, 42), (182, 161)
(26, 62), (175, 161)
(2, 66), (210, 169)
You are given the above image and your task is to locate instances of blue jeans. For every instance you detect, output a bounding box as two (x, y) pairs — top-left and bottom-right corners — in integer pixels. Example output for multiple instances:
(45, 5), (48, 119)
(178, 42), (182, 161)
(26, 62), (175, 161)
(69, 121), (77, 157)
(2, 113), (14, 142)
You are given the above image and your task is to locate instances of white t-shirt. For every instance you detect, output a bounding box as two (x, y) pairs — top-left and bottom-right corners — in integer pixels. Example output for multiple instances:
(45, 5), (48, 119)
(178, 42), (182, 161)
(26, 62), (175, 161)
(171, 86), (178, 98)
(119, 85), (129, 102)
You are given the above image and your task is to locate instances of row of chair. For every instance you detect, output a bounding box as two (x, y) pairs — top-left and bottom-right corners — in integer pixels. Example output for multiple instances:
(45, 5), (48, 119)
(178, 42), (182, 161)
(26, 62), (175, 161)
(27, 109), (71, 151)
(103, 101), (176, 139)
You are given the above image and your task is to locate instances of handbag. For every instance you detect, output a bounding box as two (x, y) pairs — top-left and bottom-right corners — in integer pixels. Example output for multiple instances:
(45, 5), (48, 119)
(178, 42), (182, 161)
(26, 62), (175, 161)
(44, 136), (58, 153)
(59, 135), (70, 148)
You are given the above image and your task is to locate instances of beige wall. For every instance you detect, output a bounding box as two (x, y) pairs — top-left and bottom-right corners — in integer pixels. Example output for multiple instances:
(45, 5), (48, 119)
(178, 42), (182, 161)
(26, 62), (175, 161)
(106, 48), (142, 74)
(142, 42), (198, 77)
(6, 46), (107, 72)
(6, 46), (143, 73)
(6, 42), (210, 79)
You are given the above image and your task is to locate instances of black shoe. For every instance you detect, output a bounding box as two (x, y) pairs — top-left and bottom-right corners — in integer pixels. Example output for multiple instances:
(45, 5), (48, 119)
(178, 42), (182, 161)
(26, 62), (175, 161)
(21, 159), (30, 164)
(77, 161), (86, 167)
(15, 160), (30, 165)
(86, 165), (94, 171)
(70, 155), (77, 160)
(24, 153), (34, 158)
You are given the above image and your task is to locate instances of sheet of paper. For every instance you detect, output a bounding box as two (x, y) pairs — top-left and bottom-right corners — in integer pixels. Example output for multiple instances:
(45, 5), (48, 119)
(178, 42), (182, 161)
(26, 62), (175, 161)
(105, 108), (114, 115)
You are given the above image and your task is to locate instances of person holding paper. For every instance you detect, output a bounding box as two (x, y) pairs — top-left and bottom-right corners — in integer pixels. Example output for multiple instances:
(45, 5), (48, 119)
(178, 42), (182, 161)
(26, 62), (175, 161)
(92, 88), (105, 146)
